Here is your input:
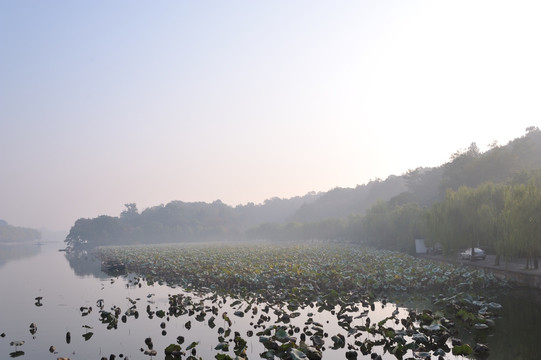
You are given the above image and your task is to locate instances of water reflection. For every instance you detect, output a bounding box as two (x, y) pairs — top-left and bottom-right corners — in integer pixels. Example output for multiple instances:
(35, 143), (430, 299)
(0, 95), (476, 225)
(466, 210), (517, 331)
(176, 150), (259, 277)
(1, 243), (540, 360)
(64, 249), (109, 279)
(0, 243), (41, 268)
(488, 287), (541, 359)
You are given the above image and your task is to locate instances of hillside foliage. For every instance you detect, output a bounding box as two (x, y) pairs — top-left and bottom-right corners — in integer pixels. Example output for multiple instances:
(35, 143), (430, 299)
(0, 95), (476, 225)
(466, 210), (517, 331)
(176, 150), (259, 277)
(0, 220), (41, 243)
(66, 127), (541, 265)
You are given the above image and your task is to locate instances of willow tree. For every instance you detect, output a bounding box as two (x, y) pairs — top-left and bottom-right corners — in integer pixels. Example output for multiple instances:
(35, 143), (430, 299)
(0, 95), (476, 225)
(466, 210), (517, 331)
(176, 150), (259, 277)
(429, 182), (503, 256)
(362, 201), (392, 248)
(500, 179), (541, 269)
(362, 201), (428, 252)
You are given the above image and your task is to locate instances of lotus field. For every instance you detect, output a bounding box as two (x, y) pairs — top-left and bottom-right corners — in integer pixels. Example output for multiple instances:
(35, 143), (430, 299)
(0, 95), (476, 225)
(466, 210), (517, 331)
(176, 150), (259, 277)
(95, 242), (508, 359)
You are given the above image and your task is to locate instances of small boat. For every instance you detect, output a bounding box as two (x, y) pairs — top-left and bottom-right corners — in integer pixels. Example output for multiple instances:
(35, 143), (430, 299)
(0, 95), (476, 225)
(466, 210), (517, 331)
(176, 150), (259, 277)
(101, 259), (126, 273)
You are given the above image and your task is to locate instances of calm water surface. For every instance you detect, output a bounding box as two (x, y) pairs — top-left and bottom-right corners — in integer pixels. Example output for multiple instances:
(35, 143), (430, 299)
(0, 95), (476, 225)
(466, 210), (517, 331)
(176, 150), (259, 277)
(0, 241), (540, 360)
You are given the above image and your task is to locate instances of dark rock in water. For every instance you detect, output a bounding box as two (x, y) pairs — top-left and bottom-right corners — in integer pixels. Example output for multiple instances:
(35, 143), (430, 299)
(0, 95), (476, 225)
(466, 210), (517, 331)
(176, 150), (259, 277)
(145, 337), (153, 349)
(49, 345), (55, 353)
(66, 331), (71, 344)
(474, 343), (490, 354)
(451, 338), (462, 346)
(345, 350), (358, 359)
(1, 333), (5, 337)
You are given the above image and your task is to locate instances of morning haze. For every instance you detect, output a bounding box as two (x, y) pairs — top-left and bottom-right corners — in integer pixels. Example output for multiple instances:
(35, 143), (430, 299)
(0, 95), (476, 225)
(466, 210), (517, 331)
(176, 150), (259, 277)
(1, 1), (540, 231)
(3, 3), (541, 360)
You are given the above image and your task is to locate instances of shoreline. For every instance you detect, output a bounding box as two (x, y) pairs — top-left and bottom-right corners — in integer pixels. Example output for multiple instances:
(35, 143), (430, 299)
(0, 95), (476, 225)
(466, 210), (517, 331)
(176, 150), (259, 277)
(419, 253), (541, 290)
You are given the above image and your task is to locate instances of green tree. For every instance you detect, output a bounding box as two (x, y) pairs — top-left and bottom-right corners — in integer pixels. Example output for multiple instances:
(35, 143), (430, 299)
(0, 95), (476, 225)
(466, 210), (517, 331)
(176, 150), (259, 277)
(428, 182), (504, 257)
(500, 179), (541, 269)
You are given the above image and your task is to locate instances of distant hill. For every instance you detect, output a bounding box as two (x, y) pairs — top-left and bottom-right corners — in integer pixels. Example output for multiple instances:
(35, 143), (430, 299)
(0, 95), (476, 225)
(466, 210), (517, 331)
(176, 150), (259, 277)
(0, 220), (41, 243)
(289, 175), (407, 223)
(234, 192), (321, 227)
(66, 127), (541, 249)
(403, 126), (541, 204)
(283, 127), (541, 223)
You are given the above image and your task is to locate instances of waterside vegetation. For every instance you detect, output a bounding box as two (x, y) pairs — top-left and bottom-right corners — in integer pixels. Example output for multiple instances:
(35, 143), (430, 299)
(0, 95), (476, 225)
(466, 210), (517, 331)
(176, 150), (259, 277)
(66, 128), (541, 268)
(94, 242), (507, 359)
(96, 243), (506, 304)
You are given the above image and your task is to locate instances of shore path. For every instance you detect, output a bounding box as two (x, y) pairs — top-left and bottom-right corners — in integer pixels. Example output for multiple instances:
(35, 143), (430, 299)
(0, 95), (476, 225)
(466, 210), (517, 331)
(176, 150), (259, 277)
(419, 253), (541, 290)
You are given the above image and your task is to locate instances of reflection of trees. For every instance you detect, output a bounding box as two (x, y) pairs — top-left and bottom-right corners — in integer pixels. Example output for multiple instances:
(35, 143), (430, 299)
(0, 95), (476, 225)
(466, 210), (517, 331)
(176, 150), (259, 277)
(0, 243), (41, 268)
(65, 250), (108, 279)
(487, 288), (541, 359)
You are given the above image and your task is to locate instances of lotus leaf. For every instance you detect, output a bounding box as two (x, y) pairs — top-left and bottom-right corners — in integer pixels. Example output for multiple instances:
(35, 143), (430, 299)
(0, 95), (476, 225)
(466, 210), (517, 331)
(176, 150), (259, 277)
(289, 348), (307, 360)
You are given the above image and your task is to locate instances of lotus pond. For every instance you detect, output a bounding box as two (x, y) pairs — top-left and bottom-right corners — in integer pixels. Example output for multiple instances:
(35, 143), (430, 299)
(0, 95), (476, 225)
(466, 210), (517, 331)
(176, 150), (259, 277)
(0, 241), (540, 360)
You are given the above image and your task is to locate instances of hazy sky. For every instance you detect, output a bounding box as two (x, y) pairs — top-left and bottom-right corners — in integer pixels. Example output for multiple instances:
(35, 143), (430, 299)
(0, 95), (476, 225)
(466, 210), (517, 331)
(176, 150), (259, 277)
(1, 1), (540, 231)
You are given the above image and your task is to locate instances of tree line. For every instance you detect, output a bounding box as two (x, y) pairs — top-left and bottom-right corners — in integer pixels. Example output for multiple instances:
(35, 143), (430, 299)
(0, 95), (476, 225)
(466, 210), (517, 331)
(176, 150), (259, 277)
(246, 171), (541, 268)
(369, 172), (541, 268)
(0, 220), (41, 243)
(65, 127), (541, 266)
(65, 200), (241, 250)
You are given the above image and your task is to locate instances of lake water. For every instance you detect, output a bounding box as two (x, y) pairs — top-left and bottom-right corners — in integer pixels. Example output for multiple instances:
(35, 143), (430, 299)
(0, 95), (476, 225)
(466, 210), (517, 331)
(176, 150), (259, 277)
(1, 241), (540, 360)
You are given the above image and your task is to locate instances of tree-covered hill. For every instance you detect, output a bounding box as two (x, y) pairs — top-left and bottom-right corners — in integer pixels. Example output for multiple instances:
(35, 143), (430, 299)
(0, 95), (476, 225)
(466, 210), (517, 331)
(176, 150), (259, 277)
(66, 127), (541, 250)
(439, 126), (541, 192)
(0, 220), (41, 243)
(289, 175), (407, 223)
